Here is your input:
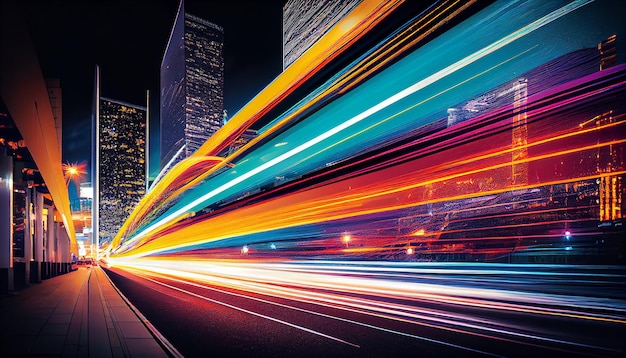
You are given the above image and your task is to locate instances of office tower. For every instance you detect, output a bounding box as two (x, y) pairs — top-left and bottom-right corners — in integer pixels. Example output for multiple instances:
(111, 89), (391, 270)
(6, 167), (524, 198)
(93, 69), (147, 248)
(160, 0), (224, 172)
(283, 0), (362, 70)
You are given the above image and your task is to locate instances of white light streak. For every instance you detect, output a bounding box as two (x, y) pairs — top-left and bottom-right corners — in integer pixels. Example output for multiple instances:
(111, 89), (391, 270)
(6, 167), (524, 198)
(122, 0), (593, 253)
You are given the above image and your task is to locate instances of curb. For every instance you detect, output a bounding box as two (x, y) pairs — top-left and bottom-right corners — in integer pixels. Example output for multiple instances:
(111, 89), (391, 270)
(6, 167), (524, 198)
(99, 267), (184, 358)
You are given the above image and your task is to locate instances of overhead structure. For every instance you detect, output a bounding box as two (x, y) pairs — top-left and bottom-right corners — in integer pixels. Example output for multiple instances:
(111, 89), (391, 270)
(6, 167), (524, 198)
(0, 0), (77, 251)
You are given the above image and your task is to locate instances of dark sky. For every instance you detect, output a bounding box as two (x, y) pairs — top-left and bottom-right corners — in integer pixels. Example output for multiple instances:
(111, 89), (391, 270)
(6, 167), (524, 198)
(18, 0), (285, 176)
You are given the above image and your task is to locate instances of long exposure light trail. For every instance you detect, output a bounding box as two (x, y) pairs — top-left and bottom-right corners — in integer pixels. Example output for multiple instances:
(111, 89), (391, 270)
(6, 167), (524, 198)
(139, 274), (363, 349)
(115, 135), (625, 257)
(128, 269), (504, 357)
(192, 0), (406, 157)
(117, 0), (596, 250)
(116, 61), (625, 255)
(108, 0), (408, 250)
(107, 259), (626, 355)
(132, 269), (506, 356)
(101, 1), (626, 354)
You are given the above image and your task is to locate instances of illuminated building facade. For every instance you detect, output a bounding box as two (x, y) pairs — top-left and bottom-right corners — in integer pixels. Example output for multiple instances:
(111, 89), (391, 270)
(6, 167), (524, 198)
(160, 0), (224, 172)
(282, 0), (362, 69)
(95, 95), (147, 247)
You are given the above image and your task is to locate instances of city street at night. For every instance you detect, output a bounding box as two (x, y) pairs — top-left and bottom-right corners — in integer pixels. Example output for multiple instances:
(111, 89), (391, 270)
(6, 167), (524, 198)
(2, 0), (625, 356)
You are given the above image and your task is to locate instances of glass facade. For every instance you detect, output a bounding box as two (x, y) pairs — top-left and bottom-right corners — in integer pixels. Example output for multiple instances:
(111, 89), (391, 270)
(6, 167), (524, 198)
(98, 98), (146, 244)
(161, 3), (224, 170)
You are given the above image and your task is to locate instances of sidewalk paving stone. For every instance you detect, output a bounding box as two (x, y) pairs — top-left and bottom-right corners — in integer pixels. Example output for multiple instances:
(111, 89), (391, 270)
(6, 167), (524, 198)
(0, 266), (173, 357)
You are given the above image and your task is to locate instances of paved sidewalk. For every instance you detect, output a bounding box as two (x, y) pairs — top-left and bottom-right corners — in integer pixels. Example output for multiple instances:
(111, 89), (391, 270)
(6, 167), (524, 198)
(0, 266), (178, 357)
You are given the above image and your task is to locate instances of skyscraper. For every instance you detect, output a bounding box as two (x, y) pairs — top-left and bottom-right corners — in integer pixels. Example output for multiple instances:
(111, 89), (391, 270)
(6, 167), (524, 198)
(93, 67), (147, 248)
(160, 0), (224, 173)
(283, 0), (362, 70)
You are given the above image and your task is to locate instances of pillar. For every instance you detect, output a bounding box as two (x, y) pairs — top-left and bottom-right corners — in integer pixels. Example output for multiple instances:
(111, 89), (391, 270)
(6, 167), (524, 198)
(23, 185), (32, 287)
(0, 148), (13, 293)
(44, 204), (54, 278)
(32, 190), (43, 283)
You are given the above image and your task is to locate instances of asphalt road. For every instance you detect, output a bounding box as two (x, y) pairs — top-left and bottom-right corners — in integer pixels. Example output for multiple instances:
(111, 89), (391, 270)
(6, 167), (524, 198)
(103, 263), (626, 357)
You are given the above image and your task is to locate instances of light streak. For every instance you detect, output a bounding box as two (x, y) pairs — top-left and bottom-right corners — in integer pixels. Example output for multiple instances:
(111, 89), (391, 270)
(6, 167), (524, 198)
(101, 2), (626, 352)
(137, 272), (361, 349)
(124, 267), (501, 356)
(108, 259), (626, 354)
(122, 0), (595, 247)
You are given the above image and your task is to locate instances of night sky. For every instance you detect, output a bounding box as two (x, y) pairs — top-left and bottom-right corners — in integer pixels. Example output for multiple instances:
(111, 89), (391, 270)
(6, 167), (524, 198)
(18, 0), (286, 177)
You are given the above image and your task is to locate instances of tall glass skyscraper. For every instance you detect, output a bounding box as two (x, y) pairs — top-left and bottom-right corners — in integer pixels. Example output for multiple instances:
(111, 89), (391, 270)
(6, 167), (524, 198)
(160, 0), (224, 172)
(93, 74), (147, 247)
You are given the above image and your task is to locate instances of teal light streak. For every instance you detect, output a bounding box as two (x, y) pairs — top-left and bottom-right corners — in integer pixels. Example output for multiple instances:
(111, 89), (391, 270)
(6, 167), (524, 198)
(117, 0), (592, 255)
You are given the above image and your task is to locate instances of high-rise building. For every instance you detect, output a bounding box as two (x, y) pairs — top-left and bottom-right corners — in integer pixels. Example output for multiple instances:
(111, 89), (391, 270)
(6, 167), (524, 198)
(283, 0), (362, 70)
(93, 69), (147, 248)
(160, 0), (224, 173)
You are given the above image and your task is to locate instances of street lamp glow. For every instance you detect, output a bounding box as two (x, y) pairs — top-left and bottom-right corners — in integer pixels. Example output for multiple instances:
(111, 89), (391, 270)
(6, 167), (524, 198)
(63, 162), (87, 187)
(342, 234), (351, 248)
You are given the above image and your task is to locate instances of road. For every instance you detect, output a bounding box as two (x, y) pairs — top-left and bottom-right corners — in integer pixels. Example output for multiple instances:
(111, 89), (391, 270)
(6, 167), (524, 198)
(103, 261), (626, 357)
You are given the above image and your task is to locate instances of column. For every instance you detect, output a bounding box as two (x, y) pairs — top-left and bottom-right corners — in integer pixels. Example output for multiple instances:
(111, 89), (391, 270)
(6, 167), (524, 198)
(59, 226), (71, 273)
(0, 148), (13, 293)
(23, 185), (32, 286)
(45, 205), (55, 277)
(32, 190), (44, 283)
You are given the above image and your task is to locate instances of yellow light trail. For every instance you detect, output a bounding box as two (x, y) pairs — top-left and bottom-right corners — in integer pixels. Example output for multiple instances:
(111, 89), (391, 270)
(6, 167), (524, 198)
(114, 0), (599, 254)
(107, 258), (626, 349)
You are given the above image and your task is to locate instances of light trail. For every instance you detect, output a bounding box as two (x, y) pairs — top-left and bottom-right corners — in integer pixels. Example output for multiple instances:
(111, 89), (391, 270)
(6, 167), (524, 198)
(101, 1), (626, 352)
(136, 273), (362, 349)
(115, 0), (599, 250)
(124, 267), (502, 357)
(109, 259), (626, 354)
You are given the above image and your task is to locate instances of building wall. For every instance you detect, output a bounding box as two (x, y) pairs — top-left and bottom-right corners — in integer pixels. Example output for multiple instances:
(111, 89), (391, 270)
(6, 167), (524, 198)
(160, 3), (224, 171)
(283, 0), (362, 70)
(98, 98), (146, 244)
(184, 14), (224, 158)
(160, 3), (186, 170)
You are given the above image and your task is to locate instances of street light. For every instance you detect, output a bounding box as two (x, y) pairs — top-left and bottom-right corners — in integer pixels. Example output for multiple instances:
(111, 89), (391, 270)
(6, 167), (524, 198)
(342, 234), (351, 248)
(63, 161), (88, 258)
(63, 161), (87, 187)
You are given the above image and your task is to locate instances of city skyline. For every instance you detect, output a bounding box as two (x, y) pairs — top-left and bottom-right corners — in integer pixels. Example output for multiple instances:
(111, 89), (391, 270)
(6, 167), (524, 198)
(18, 0), (285, 178)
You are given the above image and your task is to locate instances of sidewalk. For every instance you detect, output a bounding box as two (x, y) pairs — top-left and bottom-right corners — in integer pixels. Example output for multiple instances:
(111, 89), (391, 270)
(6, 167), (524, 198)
(0, 265), (179, 357)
